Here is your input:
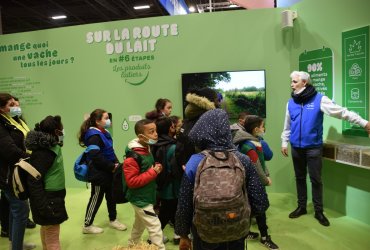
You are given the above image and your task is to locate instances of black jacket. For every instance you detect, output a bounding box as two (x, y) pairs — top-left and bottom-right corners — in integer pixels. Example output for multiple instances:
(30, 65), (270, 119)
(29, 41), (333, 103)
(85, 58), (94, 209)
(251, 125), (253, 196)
(0, 115), (29, 190)
(25, 131), (68, 225)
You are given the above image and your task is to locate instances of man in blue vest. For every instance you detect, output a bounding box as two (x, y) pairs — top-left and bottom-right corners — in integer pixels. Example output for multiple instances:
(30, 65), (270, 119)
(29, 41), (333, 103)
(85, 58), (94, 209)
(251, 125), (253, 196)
(281, 71), (370, 227)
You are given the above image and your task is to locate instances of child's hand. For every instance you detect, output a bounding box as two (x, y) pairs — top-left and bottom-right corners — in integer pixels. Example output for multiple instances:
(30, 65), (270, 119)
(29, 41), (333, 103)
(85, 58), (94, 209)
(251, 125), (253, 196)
(153, 162), (163, 174)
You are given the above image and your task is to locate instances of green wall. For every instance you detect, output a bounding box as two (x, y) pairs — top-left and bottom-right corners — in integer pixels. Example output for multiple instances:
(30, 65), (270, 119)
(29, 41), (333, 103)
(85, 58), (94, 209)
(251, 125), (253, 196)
(0, 0), (369, 225)
(0, 7), (290, 189)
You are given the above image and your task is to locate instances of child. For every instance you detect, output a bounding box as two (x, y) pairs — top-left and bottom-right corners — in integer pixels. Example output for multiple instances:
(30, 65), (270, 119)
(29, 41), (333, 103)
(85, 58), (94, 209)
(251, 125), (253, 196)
(123, 119), (164, 250)
(152, 117), (181, 244)
(234, 115), (279, 250)
(25, 115), (68, 250)
(78, 109), (126, 234)
(169, 115), (183, 139)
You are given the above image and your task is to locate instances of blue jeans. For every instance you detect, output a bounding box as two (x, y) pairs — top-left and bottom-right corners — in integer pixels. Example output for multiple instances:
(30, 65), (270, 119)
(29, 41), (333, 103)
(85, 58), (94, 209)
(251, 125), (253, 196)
(291, 147), (323, 212)
(4, 189), (29, 250)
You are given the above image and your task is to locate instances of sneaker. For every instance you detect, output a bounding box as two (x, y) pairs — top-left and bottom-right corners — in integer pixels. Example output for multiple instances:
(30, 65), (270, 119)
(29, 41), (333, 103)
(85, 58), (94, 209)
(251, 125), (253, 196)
(246, 231), (259, 240)
(26, 219), (36, 229)
(173, 233), (181, 245)
(82, 225), (104, 234)
(23, 242), (36, 250)
(109, 219), (127, 231)
(260, 235), (279, 250)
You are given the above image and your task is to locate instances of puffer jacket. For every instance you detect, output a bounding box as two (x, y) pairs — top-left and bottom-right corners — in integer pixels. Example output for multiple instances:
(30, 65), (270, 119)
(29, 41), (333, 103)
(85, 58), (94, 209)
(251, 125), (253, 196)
(25, 131), (68, 225)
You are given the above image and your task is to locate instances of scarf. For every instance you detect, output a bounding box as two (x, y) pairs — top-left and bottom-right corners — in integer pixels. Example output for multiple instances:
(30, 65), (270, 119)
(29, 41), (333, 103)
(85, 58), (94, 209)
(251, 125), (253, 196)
(0, 113), (30, 137)
(291, 84), (317, 104)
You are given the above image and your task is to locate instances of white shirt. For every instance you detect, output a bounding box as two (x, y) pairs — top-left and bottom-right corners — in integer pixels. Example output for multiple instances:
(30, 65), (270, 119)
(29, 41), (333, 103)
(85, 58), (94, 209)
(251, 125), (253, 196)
(281, 95), (369, 148)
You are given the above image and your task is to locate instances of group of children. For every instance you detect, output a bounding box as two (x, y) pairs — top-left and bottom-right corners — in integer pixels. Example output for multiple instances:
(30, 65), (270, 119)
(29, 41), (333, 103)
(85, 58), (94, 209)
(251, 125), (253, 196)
(0, 88), (279, 250)
(123, 91), (279, 250)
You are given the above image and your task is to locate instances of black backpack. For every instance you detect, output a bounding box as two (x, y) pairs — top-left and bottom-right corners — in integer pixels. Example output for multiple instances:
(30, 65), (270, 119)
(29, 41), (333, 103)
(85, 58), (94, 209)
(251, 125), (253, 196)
(111, 150), (142, 204)
(152, 142), (177, 191)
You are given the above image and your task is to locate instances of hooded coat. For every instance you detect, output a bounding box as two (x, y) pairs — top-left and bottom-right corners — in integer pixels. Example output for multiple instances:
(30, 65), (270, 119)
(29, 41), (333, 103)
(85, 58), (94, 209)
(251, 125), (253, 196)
(25, 130), (68, 225)
(175, 109), (269, 242)
(175, 92), (216, 169)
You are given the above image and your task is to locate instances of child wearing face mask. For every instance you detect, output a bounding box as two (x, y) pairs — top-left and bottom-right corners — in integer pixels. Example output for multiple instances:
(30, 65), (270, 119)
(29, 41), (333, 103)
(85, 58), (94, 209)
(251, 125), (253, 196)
(123, 119), (165, 250)
(25, 115), (68, 250)
(78, 109), (127, 234)
(233, 115), (279, 250)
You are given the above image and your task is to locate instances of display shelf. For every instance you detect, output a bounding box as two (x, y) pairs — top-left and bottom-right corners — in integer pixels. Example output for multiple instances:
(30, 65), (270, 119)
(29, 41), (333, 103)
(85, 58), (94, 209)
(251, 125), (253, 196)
(323, 141), (370, 170)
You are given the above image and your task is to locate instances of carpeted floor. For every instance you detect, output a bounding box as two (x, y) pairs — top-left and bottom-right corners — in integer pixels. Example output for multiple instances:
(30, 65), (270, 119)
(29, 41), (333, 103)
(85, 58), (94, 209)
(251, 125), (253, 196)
(1, 188), (369, 250)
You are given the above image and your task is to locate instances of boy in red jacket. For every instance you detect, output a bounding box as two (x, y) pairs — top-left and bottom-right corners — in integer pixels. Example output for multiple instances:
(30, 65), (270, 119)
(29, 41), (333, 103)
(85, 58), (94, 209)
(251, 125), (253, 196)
(123, 119), (164, 250)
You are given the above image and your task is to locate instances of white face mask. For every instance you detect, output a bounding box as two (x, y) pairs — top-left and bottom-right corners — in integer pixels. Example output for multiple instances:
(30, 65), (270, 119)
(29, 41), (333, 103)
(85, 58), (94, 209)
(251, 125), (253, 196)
(104, 119), (111, 129)
(58, 129), (65, 143)
(9, 107), (22, 117)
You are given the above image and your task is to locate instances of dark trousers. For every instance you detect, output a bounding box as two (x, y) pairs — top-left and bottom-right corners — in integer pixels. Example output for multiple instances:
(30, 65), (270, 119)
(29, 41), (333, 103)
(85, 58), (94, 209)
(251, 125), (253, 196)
(255, 212), (268, 237)
(192, 225), (245, 250)
(0, 190), (9, 232)
(291, 146), (323, 212)
(158, 198), (177, 230)
(84, 184), (117, 226)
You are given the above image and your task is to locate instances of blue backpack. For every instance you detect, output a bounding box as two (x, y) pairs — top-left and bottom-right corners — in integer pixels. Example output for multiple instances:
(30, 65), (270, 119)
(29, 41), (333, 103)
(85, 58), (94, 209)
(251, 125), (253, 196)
(74, 145), (100, 182)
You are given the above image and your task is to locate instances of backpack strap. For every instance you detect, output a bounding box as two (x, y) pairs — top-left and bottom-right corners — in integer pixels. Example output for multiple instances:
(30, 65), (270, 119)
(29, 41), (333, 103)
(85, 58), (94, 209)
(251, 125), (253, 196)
(125, 150), (142, 166)
(15, 159), (41, 180)
(13, 159), (41, 197)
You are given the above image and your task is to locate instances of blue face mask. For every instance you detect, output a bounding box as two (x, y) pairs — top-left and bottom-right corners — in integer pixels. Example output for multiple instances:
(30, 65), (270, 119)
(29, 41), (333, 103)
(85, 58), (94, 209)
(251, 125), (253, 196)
(9, 107), (22, 117)
(104, 119), (111, 129)
(141, 134), (157, 145)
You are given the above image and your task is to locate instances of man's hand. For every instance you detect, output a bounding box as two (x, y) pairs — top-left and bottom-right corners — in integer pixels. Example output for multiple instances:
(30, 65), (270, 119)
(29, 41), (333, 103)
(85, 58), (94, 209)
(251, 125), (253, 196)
(179, 236), (192, 250)
(281, 147), (289, 157)
(365, 122), (370, 134)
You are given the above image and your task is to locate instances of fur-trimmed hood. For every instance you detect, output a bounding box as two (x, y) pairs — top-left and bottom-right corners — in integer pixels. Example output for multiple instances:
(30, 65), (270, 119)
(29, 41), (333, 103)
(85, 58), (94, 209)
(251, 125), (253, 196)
(232, 129), (258, 145)
(184, 93), (216, 120)
(25, 130), (59, 151)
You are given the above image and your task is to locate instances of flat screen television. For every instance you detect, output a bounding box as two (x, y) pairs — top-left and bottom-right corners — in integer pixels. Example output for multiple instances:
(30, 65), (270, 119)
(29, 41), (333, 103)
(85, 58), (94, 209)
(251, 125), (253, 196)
(182, 70), (266, 122)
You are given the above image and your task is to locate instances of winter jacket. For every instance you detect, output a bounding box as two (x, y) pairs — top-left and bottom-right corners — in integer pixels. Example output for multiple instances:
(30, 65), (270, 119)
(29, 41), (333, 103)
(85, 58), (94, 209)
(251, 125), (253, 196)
(25, 131), (68, 225)
(0, 114), (30, 190)
(175, 92), (216, 168)
(175, 109), (269, 238)
(233, 129), (270, 186)
(123, 139), (158, 208)
(84, 127), (118, 186)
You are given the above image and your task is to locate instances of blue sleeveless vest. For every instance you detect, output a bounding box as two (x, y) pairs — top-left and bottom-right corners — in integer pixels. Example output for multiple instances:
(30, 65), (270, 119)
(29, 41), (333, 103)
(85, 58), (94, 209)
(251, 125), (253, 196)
(288, 93), (323, 148)
(84, 128), (116, 161)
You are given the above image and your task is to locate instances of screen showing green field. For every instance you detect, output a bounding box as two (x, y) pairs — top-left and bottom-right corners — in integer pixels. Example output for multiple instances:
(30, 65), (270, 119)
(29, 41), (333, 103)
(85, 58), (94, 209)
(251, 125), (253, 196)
(182, 70), (266, 122)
